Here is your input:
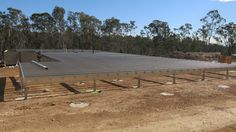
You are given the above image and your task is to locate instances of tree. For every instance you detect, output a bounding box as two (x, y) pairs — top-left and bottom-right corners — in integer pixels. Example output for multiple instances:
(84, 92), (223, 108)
(0, 8), (29, 51)
(30, 13), (54, 48)
(101, 17), (121, 36)
(217, 22), (236, 55)
(121, 21), (137, 36)
(128, 21), (137, 36)
(0, 11), (4, 59)
(0, 7), (231, 60)
(197, 26), (208, 44)
(79, 12), (101, 52)
(119, 21), (137, 53)
(31, 13), (54, 32)
(200, 10), (225, 45)
(146, 20), (170, 39)
(66, 11), (81, 49)
(52, 6), (66, 49)
(67, 11), (80, 33)
(145, 20), (171, 55)
(174, 23), (192, 40)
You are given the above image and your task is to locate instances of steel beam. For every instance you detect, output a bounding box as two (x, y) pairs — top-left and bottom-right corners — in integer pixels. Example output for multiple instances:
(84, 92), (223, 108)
(31, 60), (48, 70)
(19, 62), (28, 100)
(22, 67), (236, 85)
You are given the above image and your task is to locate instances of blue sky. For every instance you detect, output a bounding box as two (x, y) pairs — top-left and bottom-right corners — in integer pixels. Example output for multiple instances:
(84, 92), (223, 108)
(0, 0), (235, 33)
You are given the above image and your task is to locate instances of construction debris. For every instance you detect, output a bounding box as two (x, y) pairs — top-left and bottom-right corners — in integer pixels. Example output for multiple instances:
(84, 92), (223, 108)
(218, 85), (230, 89)
(166, 82), (173, 85)
(132, 86), (138, 89)
(69, 102), (89, 108)
(43, 89), (51, 92)
(229, 70), (236, 73)
(15, 97), (32, 101)
(160, 92), (174, 96)
(75, 81), (85, 86)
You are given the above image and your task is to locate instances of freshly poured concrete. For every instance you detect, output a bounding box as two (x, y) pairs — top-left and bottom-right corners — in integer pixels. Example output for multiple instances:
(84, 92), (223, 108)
(20, 51), (236, 77)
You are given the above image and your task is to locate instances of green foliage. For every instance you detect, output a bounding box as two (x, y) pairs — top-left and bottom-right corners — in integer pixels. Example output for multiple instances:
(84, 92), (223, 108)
(200, 10), (226, 45)
(216, 22), (236, 55)
(0, 8), (234, 61)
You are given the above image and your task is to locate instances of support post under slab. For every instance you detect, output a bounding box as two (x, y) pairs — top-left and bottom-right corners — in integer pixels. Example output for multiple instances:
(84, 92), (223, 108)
(226, 69), (229, 80)
(202, 70), (205, 81)
(90, 80), (101, 94)
(22, 82), (28, 100)
(137, 78), (141, 88)
(172, 72), (176, 84)
(93, 80), (96, 92)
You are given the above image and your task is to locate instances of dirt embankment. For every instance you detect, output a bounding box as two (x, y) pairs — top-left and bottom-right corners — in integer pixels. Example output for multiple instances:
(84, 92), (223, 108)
(169, 51), (221, 62)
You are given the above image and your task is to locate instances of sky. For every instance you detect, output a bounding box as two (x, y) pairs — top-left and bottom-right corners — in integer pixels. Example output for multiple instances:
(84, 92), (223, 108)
(0, 0), (235, 34)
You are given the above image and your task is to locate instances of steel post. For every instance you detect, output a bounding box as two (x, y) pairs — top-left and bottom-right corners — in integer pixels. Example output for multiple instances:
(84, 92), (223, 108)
(22, 81), (28, 100)
(202, 70), (205, 81)
(93, 80), (96, 91)
(137, 78), (141, 88)
(226, 69), (229, 79)
(173, 72), (176, 84)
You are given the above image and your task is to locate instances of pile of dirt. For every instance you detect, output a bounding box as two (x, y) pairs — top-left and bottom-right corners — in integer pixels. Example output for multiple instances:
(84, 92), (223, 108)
(169, 51), (221, 62)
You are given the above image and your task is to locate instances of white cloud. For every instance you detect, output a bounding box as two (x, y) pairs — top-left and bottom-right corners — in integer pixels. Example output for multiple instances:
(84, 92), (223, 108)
(218, 0), (236, 3)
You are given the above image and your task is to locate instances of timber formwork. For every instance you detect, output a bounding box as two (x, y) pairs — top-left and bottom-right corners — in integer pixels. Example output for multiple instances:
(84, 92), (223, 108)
(19, 51), (236, 100)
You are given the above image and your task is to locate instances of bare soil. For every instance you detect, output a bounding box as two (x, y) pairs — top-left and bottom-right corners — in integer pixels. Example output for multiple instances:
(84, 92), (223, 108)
(1, 67), (236, 132)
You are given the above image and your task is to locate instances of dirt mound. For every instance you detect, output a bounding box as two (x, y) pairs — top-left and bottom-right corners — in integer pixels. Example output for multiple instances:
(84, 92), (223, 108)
(169, 51), (221, 61)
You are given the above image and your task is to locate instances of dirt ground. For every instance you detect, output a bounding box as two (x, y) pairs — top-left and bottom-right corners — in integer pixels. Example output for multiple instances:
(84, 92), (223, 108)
(1, 67), (236, 132)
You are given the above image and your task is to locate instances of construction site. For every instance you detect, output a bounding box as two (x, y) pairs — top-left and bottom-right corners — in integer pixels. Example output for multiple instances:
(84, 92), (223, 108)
(0, 50), (236, 131)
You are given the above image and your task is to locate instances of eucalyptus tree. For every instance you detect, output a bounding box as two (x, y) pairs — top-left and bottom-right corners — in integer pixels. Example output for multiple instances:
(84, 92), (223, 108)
(197, 26), (208, 44)
(120, 22), (129, 36)
(200, 10), (225, 45)
(128, 21), (137, 36)
(145, 20), (171, 55)
(119, 21), (137, 53)
(0, 8), (29, 51)
(121, 21), (137, 36)
(146, 20), (170, 39)
(31, 13), (54, 32)
(16, 15), (30, 49)
(216, 22), (236, 55)
(67, 11), (80, 33)
(52, 6), (66, 49)
(30, 13), (54, 48)
(0, 11), (4, 59)
(140, 29), (146, 37)
(174, 23), (192, 40)
(142, 26), (152, 38)
(79, 12), (101, 52)
(101, 17), (122, 36)
(66, 11), (81, 48)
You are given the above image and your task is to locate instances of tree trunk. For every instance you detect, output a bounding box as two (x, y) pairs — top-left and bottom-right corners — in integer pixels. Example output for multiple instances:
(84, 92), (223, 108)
(227, 45), (232, 56)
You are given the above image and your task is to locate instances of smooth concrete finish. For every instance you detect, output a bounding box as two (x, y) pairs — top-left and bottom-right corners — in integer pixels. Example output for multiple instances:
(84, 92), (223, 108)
(20, 51), (236, 77)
